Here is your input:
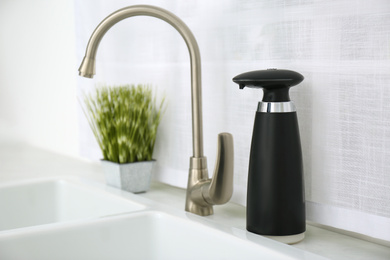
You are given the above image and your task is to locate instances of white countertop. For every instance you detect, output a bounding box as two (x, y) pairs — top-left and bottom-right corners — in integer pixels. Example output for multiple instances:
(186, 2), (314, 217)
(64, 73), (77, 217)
(0, 130), (389, 259)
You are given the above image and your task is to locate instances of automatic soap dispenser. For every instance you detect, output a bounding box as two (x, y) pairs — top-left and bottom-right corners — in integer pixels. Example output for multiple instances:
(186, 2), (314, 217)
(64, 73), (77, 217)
(233, 69), (306, 244)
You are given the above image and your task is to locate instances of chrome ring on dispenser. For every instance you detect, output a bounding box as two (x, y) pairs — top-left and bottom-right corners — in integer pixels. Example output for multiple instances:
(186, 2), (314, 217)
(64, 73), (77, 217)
(257, 101), (296, 113)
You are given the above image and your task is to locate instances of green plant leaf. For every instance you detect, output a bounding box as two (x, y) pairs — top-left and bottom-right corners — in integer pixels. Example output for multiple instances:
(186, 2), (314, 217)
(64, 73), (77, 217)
(83, 84), (165, 164)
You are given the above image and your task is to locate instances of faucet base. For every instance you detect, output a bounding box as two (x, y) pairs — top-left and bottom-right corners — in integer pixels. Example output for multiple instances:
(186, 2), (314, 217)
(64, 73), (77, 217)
(185, 157), (214, 216)
(185, 200), (213, 216)
(185, 133), (234, 216)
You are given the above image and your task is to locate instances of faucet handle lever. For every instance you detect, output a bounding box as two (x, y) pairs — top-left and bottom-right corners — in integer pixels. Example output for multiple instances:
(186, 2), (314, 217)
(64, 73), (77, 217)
(205, 132), (234, 205)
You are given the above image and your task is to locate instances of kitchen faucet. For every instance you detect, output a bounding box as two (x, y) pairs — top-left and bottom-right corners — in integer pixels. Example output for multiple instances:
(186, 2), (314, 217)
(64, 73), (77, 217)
(78, 5), (234, 216)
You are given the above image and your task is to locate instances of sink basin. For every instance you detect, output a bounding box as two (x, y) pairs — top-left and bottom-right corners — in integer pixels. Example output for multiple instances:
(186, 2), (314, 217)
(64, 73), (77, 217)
(0, 178), (326, 260)
(0, 211), (306, 260)
(0, 178), (145, 231)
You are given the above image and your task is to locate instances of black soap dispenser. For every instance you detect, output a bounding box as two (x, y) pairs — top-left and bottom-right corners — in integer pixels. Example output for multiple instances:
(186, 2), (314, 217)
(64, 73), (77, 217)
(233, 69), (306, 244)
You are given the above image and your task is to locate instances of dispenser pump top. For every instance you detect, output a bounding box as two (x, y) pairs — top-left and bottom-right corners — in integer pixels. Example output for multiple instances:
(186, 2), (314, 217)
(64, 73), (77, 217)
(232, 69), (304, 102)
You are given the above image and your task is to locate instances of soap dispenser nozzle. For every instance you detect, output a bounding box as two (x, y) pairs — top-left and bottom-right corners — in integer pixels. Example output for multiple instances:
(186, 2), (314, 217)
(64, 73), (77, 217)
(233, 69), (304, 102)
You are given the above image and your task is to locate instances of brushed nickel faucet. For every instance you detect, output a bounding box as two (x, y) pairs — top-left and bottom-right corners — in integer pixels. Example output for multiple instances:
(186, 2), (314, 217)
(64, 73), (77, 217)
(78, 5), (233, 216)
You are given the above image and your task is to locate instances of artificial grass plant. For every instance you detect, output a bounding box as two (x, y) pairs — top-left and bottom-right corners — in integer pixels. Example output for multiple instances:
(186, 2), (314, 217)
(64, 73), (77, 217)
(84, 84), (165, 164)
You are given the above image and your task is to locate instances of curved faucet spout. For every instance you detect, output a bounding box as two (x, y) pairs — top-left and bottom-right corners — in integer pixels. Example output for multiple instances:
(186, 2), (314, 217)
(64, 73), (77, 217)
(79, 5), (203, 158)
(78, 5), (233, 216)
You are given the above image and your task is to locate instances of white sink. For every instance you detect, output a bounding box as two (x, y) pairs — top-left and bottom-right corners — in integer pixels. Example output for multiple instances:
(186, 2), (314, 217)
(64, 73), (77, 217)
(0, 178), (326, 260)
(0, 178), (145, 231)
(0, 211), (312, 260)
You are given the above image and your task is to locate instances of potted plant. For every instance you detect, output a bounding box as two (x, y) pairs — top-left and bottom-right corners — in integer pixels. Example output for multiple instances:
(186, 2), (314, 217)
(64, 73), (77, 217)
(83, 84), (165, 193)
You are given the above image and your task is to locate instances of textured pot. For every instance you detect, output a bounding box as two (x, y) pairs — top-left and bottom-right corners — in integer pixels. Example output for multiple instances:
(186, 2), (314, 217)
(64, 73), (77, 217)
(101, 160), (155, 193)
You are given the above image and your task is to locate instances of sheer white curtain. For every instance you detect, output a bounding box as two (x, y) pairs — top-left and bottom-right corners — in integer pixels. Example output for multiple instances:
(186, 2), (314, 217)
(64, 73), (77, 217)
(75, 0), (390, 242)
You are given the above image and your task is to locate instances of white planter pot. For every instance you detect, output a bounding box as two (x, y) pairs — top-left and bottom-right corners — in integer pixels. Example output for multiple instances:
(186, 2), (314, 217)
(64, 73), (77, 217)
(101, 160), (155, 193)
